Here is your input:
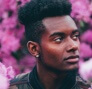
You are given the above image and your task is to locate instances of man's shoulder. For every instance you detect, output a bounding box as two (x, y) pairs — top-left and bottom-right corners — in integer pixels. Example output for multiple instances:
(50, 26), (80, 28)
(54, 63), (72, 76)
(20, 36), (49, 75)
(76, 76), (90, 89)
(9, 73), (90, 89)
(10, 72), (29, 85)
(9, 72), (33, 89)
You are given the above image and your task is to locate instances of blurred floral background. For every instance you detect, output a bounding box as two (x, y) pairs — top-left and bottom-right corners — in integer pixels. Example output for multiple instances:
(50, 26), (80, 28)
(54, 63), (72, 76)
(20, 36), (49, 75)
(0, 0), (92, 75)
(0, 0), (92, 88)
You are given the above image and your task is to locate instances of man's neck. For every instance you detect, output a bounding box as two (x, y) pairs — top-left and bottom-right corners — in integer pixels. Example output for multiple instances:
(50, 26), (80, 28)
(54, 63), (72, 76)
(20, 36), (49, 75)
(37, 63), (68, 89)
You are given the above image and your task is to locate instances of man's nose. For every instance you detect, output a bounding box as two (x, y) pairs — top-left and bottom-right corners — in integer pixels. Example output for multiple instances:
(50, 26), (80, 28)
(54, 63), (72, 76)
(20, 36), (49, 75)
(66, 39), (79, 52)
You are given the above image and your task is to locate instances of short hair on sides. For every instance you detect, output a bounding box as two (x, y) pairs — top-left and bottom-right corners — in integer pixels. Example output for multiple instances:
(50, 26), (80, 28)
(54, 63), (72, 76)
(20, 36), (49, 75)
(18, 0), (72, 43)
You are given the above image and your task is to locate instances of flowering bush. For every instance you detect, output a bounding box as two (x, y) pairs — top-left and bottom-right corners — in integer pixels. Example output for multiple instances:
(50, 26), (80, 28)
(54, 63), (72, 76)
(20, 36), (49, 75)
(0, 74), (9, 89)
(79, 58), (92, 83)
(80, 43), (92, 58)
(0, 62), (15, 89)
(0, 0), (92, 87)
(81, 30), (92, 44)
(79, 58), (92, 89)
(70, 0), (92, 25)
(70, 0), (92, 88)
(0, 0), (32, 74)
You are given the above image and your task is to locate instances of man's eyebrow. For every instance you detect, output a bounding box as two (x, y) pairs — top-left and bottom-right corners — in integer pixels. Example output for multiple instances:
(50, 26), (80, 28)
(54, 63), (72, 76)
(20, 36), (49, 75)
(49, 32), (65, 38)
(49, 29), (80, 38)
(72, 29), (80, 34)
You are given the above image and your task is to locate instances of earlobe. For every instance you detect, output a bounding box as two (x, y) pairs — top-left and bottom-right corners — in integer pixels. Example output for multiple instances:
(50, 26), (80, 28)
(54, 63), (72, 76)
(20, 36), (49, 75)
(27, 41), (40, 57)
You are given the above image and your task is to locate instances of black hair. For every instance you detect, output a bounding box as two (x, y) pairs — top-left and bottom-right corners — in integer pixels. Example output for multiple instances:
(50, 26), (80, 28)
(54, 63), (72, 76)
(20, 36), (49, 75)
(18, 0), (72, 43)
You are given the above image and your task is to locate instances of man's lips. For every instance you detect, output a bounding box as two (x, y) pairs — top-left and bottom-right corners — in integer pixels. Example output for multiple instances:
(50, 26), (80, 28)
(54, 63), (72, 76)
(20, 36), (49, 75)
(64, 55), (79, 63)
(64, 55), (79, 60)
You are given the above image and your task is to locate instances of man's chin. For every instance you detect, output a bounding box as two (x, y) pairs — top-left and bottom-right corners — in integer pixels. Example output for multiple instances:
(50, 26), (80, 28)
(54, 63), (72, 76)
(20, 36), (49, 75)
(47, 66), (78, 74)
(66, 63), (79, 71)
(63, 67), (78, 73)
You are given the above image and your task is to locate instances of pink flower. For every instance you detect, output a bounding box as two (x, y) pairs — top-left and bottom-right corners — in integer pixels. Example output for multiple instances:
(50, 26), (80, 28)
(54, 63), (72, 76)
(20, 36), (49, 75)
(0, 62), (7, 76)
(79, 58), (92, 83)
(81, 30), (92, 44)
(70, 0), (91, 23)
(80, 43), (92, 58)
(0, 0), (17, 18)
(0, 29), (20, 54)
(2, 55), (20, 75)
(2, 16), (17, 30)
(20, 55), (36, 73)
(3, 0), (17, 11)
(0, 62), (15, 80)
(0, 74), (9, 89)
(7, 66), (15, 80)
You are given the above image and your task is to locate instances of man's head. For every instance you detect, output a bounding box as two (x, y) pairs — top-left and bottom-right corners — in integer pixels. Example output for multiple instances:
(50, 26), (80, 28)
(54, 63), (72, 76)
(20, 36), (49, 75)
(18, 0), (80, 73)
(18, 0), (72, 43)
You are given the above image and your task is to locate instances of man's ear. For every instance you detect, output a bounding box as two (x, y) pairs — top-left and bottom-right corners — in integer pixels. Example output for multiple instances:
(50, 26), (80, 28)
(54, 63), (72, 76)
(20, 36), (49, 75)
(27, 41), (40, 57)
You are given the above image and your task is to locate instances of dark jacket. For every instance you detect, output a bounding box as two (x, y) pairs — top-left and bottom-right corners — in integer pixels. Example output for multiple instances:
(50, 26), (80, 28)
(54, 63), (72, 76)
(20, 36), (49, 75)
(10, 67), (90, 89)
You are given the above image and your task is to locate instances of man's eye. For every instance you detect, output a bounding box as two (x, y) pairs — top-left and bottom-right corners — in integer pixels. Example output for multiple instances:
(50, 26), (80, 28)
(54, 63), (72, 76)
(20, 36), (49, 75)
(73, 34), (80, 40)
(54, 37), (63, 42)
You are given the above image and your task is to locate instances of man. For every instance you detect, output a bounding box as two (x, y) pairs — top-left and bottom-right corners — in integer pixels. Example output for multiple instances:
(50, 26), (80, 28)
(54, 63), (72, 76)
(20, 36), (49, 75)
(10, 0), (90, 89)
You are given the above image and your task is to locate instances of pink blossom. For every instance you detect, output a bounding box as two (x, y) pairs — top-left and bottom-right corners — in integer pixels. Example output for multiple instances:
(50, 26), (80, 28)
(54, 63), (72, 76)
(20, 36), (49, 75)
(0, 0), (17, 18)
(0, 29), (20, 54)
(80, 43), (92, 58)
(70, 0), (91, 23)
(79, 58), (92, 83)
(81, 30), (92, 44)
(2, 16), (17, 30)
(0, 62), (15, 80)
(20, 55), (36, 73)
(0, 74), (9, 89)
(89, 3), (92, 13)
(2, 55), (20, 75)
(0, 62), (15, 89)
(20, 55), (36, 67)
(0, 62), (7, 76)
(7, 66), (15, 80)
(2, 0), (17, 11)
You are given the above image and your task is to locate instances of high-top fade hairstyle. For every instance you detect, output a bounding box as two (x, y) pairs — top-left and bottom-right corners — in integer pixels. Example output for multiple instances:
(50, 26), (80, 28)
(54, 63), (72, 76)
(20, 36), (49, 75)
(18, 0), (72, 43)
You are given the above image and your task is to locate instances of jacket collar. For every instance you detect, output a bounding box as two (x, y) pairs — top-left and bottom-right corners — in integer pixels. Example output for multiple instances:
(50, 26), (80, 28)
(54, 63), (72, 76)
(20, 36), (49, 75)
(29, 66), (77, 89)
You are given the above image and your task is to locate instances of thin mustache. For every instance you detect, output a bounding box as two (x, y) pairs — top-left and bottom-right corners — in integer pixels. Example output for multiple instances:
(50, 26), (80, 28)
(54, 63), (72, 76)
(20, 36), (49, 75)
(64, 55), (79, 60)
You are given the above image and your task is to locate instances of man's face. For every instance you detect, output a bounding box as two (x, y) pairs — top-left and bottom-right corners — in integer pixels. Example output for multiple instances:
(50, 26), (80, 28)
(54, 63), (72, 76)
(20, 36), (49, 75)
(39, 16), (80, 72)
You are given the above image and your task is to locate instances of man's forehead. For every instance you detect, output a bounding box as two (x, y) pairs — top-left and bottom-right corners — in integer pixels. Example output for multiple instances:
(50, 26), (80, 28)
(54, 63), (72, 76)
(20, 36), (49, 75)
(42, 15), (77, 32)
